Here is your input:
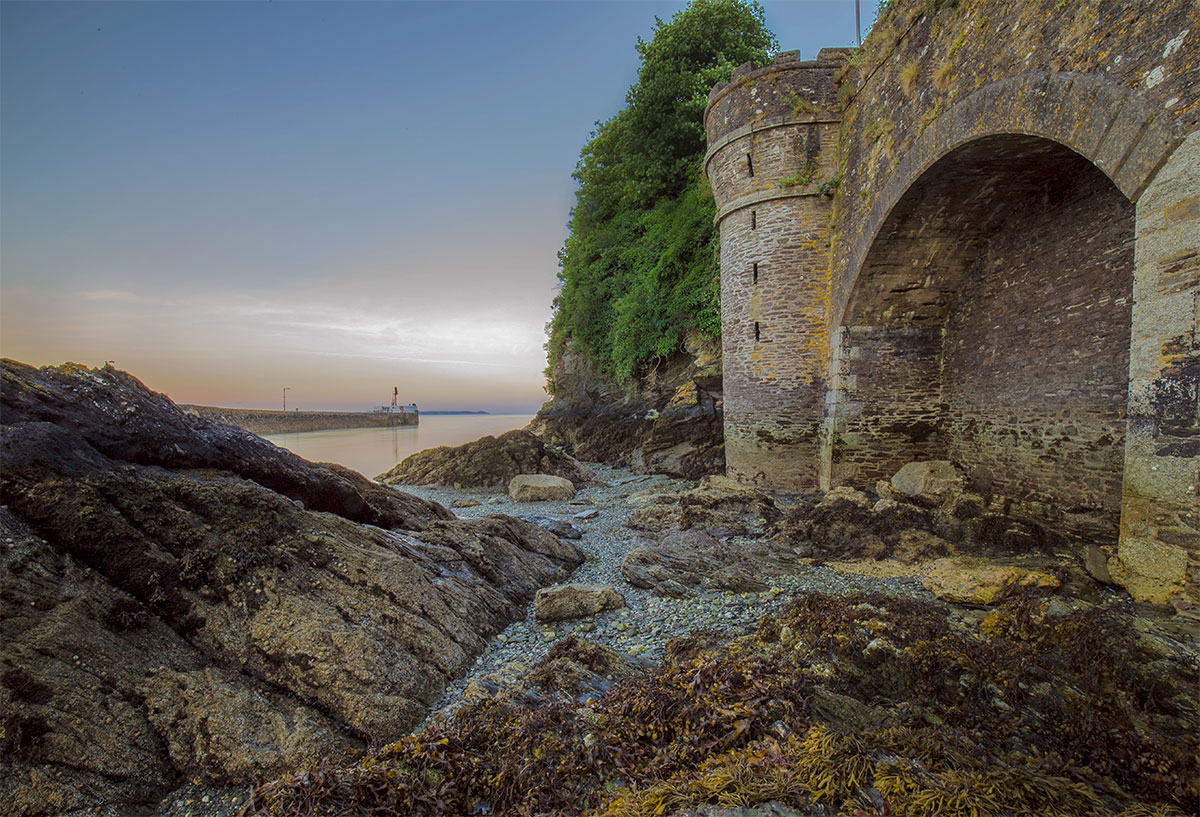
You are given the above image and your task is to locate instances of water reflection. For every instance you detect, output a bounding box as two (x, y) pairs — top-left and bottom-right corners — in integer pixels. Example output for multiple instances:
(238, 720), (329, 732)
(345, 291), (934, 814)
(265, 414), (534, 478)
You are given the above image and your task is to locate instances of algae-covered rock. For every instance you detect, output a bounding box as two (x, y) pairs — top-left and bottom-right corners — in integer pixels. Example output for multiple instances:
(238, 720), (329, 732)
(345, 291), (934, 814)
(921, 556), (1060, 604)
(619, 529), (801, 597)
(0, 359), (583, 815)
(377, 429), (591, 489)
(626, 475), (779, 536)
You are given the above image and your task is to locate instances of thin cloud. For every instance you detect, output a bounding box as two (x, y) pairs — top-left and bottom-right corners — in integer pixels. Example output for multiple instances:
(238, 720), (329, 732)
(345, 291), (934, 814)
(78, 290), (161, 304)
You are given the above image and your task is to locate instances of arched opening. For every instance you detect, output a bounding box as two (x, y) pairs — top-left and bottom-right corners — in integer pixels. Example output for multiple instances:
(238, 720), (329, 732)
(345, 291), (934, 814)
(827, 134), (1135, 540)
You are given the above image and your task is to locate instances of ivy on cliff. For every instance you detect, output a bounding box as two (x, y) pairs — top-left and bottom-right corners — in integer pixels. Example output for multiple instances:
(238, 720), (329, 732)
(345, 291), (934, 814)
(547, 0), (777, 387)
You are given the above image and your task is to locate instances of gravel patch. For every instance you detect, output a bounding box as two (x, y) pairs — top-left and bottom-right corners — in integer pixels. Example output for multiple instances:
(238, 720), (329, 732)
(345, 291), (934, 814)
(400, 463), (933, 722)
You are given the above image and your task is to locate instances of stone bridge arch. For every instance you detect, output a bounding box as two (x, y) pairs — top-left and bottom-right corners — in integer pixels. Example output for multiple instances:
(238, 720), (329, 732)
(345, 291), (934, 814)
(831, 71), (1181, 331)
(705, 2), (1198, 601)
(823, 72), (1197, 582)
(825, 129), (1137, 541)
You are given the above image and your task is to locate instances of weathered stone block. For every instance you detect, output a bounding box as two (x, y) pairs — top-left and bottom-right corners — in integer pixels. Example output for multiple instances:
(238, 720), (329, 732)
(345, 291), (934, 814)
(1108, 538), (1189, 604)
(508, 474), (576, 502)
(534, 584), (625, 622)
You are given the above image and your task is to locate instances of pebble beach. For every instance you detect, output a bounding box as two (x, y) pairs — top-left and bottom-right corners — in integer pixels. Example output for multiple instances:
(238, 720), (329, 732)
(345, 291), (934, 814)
(145, 463), (932, 817)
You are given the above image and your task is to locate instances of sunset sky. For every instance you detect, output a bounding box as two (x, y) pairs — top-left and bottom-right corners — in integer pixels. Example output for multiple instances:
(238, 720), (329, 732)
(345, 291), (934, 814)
(1, 1), (876, 412)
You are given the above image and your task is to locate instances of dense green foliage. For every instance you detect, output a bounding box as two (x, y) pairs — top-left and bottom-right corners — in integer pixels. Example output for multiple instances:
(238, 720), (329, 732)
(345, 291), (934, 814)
(547, 0), (777, 386)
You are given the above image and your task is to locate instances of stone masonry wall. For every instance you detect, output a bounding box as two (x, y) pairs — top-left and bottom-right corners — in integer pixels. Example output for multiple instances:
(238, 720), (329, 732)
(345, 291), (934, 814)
(827, 325), (946, 487)
(829, 0), (1198, 327)
(942, 162), (1135, 526)
(707, 0), (1198, 599)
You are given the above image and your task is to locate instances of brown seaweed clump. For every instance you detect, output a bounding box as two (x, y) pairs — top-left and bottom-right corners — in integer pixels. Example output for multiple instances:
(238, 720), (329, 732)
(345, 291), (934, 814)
(245, 593), (1199, 817)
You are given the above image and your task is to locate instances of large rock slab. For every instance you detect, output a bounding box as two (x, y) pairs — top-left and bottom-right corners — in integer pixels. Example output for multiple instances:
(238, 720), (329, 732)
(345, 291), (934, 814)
(534, 583), (625, 621)
(509, 474), (577, 502)
(377, 429), (590, 489)
(921, 557), (1060, 605)
(0, 360), (584, 815)
(625, 475), (779, 536)
(621, 530), (801, 597)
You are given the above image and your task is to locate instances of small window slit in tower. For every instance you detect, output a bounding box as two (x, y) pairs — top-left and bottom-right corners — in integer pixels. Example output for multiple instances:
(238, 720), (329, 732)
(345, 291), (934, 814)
(754, 321), (760, 342)
(751, 210), (757, 229)
(746, 154), (754, 177)
(753, 262), (759, 283)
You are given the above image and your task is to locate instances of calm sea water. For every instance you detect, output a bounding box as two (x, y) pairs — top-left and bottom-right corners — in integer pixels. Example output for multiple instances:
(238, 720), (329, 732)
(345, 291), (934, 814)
(264, 414), (535, 479)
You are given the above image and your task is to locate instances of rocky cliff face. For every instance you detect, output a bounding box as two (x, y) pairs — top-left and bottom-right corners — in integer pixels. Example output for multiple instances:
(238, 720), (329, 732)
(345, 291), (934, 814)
(0, 360), (583, 814)
(531, 331), (725, 479)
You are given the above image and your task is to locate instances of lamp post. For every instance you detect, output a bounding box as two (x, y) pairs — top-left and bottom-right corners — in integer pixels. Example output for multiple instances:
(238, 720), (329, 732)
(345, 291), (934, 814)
(283, 387), (291, 411)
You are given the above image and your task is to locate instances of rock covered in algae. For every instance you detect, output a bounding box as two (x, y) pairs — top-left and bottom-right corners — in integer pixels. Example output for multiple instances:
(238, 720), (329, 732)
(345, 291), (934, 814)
(920, 556), (1061, 604)
(0, 359), (584, 815)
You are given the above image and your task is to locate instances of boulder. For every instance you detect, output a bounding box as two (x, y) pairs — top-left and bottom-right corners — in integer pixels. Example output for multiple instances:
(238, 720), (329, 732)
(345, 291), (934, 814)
(1107, 538), (1188, 604)
(377, 429), (590, 489)
(891, 461), (965, 504)
(618, 530), (801, 597)
(509, 474), (577, 502)
(534, 584), (625, 621)
(0, 360), (584, 815)
(875, 479), (896, 500)
(517, 516), (583, 539)
(1084, 544), (1114, 584)
(921, 557), (1060, 605)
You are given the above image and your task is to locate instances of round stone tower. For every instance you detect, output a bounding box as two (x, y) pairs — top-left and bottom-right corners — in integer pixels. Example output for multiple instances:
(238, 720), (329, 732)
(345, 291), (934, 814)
(704, 50), (846, 490)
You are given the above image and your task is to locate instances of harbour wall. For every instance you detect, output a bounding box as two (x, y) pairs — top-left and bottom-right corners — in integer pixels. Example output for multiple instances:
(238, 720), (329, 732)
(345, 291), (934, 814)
(183, 405), (417, 435)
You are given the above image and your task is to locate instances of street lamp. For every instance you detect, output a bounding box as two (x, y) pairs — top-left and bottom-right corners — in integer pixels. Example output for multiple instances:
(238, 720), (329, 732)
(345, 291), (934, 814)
(283, 387), (291, 411)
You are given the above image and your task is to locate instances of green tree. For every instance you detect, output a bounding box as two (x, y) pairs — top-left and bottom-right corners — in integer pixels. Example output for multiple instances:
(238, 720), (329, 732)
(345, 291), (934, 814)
(548, 0), (776, 387)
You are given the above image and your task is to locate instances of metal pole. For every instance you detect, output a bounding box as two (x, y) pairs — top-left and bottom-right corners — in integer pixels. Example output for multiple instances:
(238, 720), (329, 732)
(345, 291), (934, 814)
(283, 387), (290, 411)
(856, 0), (862, 46)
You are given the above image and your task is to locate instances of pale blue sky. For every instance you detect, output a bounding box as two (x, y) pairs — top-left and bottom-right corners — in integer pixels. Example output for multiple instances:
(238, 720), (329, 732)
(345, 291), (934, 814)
(1, 0), (875, 411)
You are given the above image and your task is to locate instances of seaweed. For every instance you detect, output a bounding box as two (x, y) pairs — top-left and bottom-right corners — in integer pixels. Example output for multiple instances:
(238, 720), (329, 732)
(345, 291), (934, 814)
(244, 593), (1199, 817)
